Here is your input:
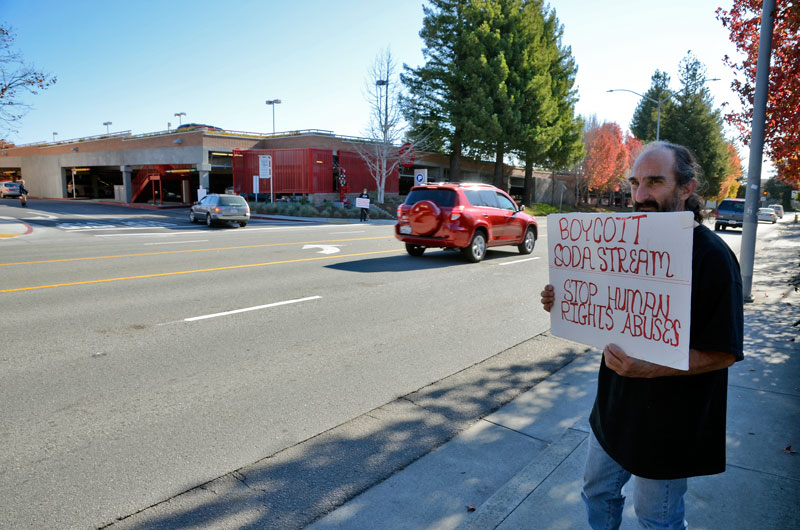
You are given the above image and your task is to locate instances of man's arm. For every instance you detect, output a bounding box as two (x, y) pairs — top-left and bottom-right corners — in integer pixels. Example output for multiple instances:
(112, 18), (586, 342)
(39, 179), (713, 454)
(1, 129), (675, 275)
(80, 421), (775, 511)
(603, 343), (736, 378)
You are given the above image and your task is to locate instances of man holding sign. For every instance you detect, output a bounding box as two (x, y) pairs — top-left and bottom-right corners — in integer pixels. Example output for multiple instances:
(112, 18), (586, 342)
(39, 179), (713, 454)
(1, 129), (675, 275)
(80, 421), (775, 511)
(541, 142), (743, 529)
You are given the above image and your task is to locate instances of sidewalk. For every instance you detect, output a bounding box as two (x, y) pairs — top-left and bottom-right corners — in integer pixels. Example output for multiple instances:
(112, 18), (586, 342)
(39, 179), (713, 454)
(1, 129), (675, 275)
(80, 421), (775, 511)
(309, 221), (800, 530)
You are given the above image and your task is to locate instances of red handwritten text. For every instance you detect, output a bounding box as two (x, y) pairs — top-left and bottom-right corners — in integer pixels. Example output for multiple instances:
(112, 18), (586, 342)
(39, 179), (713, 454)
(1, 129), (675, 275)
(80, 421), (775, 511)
(558, 215), (647, 245)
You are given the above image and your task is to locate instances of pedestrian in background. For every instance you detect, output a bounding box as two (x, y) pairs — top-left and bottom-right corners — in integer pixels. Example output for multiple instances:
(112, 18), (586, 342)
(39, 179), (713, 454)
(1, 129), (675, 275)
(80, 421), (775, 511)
(358, 188), (370, 222)
(540, 141), (744, 529)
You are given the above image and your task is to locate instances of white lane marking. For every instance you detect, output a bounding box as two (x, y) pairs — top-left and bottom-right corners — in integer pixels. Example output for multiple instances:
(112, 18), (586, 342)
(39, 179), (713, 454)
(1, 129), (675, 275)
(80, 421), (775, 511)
(330, 231), (366, 234)
(183, 296), (322, 322)
(96, 231), (202, 237)
(143, 240), (209, 246)
(498, 257), (540, 266)
(24, 214), (59, 220)
(302, 244), (341, 254)
(65, 226), (175, 232)
(94, 226), (320, 237)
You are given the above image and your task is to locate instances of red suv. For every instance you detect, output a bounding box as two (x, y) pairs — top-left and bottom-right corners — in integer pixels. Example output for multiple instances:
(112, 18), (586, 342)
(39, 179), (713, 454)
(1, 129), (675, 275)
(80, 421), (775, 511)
(395, 183), (538, 262)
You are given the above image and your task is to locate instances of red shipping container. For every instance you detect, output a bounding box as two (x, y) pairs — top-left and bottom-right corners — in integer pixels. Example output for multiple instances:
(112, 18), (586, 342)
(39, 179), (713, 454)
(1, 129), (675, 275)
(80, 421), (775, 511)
(337, 150), (399, 193)
(233, 148), (398, 196)
(233, 148), (335, 195)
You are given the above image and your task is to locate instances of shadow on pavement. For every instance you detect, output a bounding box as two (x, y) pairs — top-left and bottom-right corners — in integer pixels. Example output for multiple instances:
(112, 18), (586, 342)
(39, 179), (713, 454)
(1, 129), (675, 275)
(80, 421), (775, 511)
(108, 337), (588, 530)
(327, 249), (528, 273)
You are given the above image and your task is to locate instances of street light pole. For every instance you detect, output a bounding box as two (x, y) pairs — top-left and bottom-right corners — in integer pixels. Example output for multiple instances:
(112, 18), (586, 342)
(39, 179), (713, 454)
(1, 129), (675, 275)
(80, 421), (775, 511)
(375, 79), (388, 200)
(103, 121), (112, 134)
(52, 132), (58, 143)
(607, 88), (670, 141)
(174, 112), (186, 126)
(265, 99), (282, 134)
(607, 80), (719, 142)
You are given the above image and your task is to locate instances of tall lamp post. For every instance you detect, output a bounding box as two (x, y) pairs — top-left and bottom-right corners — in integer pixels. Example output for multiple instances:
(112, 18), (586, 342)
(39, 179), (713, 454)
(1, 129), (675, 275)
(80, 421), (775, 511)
(265, 99), (281, 134)
(174, 112), (186, 126)
(52, 132), (58, 143)
(607, 89), (672, 141)
(607, 80), (719, 141)
(375, 80), (388, 136)
(103, 121), (112, 134)
(375, 80), (388, 197)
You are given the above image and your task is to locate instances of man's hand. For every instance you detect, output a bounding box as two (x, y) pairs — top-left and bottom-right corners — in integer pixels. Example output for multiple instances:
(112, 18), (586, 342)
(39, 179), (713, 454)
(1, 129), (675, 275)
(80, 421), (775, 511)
(540, 284), (555, 313)
(603, 343), (665, 378)
(604, 343), (737, 378)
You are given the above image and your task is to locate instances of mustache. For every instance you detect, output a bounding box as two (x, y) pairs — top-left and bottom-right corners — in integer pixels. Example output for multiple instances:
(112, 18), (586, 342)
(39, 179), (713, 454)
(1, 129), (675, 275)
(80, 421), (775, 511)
(634, 201), (660, 210)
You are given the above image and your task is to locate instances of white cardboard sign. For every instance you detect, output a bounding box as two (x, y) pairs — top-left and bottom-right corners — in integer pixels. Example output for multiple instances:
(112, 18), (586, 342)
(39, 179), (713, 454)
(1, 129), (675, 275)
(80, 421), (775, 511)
(547, 212), (694, 370)
(355, 197), (370, 208)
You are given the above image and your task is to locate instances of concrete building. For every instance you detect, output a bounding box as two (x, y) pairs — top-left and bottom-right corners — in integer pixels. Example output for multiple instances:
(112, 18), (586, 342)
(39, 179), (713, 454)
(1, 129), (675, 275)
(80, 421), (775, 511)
(0, 126), (571, 206)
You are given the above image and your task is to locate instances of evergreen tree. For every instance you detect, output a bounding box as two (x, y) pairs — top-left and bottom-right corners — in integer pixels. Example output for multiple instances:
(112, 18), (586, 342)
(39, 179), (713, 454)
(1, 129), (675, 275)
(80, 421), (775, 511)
(660, 52), (728, 198)
(401, 0), (478, 180)
(529, 5), (584, 203)
(629, 70), (673, 142)
(457, 0), (527, 188)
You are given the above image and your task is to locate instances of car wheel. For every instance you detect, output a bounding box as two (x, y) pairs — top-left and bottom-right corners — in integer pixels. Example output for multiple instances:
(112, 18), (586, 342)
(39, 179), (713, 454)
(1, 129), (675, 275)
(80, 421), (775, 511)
(463, 231), (487, 263)
(714, 223), (720, 231)
(206, 214), (214, 227)
(518, 227), (536, 254)
(405, 243), (425, 257)
(239, 221), (247, 227)
(189, 210), (197, 223)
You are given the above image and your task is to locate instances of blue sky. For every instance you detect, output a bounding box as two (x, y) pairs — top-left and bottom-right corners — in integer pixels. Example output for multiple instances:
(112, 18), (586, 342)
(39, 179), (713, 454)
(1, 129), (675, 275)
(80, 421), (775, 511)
(4, 0), (761, 170)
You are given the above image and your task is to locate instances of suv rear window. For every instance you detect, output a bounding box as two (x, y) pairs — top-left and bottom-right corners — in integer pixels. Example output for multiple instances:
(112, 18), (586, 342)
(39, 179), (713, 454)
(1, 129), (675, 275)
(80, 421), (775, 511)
(219, 195), (247, 206)
(718, 199), (744, 213)
(405, 189), (456, 207)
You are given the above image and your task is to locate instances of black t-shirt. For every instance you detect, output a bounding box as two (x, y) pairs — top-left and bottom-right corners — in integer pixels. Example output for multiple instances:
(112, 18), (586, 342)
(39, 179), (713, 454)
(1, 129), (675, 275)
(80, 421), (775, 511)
(589, 224), (744, 479)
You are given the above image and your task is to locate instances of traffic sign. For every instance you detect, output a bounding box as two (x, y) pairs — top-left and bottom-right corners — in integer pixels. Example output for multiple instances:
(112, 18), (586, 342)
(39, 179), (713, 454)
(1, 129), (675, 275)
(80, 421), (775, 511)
(258, 155), (273, 179)
(415, 169), (428, 185)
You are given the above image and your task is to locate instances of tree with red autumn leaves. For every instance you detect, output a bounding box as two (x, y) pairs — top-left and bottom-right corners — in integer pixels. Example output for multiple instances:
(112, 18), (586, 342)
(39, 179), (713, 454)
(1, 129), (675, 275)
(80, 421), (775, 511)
(580, 121), (637, 202)
(717, 142), (743, 200)
(716, 1), (800, 185)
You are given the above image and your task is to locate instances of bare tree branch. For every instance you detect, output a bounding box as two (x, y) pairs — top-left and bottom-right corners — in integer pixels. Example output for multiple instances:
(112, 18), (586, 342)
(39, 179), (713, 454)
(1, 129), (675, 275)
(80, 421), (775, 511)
(0, 25), (57, 135)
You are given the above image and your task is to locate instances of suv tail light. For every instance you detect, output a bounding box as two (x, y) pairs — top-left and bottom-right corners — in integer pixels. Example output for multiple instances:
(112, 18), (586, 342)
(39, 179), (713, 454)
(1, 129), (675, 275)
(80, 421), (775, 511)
(397, 205), (409, 220)
(450, 205), (465, 221)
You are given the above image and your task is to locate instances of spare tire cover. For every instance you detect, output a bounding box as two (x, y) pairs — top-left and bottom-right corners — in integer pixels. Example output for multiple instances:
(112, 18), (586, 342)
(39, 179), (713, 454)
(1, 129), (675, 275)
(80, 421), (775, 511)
(408, 200), (442, 236)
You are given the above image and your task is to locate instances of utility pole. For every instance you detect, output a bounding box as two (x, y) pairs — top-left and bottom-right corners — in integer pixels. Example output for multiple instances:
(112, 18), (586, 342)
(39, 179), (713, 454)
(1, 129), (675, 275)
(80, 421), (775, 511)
(740, 0), (776, 302)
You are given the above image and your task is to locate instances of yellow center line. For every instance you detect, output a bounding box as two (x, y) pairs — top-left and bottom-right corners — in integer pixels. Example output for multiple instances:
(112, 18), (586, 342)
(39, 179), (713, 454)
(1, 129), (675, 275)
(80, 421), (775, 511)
(0, 249), (404, 293)
(0, 236), (394, 267)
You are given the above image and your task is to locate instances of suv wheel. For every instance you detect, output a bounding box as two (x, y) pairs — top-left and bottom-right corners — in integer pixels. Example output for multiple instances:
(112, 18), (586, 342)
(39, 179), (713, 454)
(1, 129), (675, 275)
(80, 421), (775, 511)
(405, 243), (425, 257)
(206, 214), (214, 227)
(518, 227), (535, 254)
(189, 210), (197, 223)
(463, 231), (487, 263)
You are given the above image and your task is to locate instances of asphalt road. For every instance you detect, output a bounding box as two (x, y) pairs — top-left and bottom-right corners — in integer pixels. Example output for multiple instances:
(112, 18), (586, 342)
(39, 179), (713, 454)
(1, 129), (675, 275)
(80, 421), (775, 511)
(0, 199), (553, 529)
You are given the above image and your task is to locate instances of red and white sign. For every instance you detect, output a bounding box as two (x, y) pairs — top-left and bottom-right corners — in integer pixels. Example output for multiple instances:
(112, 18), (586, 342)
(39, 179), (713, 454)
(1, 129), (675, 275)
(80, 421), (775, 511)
(547, 212), (694, 370)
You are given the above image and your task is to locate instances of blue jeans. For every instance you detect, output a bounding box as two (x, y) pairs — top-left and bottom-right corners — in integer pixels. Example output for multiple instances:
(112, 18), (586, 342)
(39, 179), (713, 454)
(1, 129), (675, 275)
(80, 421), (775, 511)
(582, 431), (688, 529)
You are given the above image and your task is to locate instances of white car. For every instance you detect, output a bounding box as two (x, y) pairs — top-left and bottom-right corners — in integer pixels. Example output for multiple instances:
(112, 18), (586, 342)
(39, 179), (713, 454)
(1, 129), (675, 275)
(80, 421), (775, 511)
(768, 204), (784, 218)
(0, 181), (21, 198)
(757, 207), (777, 224)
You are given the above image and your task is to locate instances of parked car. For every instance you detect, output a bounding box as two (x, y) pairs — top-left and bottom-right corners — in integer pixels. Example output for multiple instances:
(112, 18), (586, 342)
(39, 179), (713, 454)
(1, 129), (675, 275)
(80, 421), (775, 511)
(190, 193), (250, 227)
(395, 183), (538, 263)
(758, 207), (778, 224)
(768, 204), (784, 218)
(714, 198), (746, 231)
(0, 181), (21, 198)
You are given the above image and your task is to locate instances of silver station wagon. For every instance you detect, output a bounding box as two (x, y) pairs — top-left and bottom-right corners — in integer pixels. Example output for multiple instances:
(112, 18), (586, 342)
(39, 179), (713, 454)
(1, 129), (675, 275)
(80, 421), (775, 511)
(190, 193), (250, 227)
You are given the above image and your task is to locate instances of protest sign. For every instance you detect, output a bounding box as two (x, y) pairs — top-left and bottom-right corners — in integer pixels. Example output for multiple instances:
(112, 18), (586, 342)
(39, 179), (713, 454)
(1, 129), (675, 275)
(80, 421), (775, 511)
(356, 197), (370, 208)
(547, 212), (694, 370)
